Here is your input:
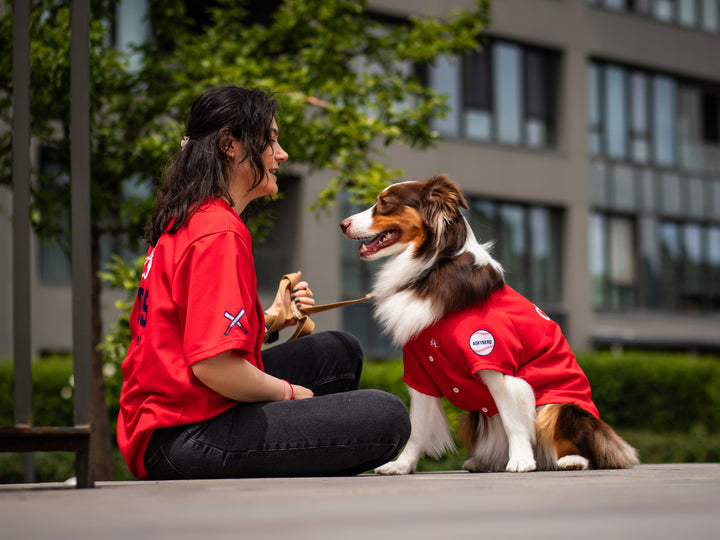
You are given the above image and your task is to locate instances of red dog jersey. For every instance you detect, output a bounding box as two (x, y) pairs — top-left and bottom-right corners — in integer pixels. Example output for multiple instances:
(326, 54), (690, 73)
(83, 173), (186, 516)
(117, 199), (265, 479)
(402, 285), (599, 418)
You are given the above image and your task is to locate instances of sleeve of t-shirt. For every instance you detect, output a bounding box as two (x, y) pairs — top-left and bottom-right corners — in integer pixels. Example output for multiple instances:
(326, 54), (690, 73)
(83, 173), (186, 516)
(449, 310), (522, 377)
(172, 231), (259, 366)
(402, 343), (443, 398)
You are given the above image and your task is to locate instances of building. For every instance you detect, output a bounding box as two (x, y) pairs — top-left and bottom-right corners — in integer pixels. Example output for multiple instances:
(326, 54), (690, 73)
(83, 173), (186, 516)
(2, 0), (719, 359)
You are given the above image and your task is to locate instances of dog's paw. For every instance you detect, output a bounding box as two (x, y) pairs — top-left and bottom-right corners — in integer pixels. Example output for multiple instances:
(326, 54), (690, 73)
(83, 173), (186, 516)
(375, 460), (415, 475)
(463, 457), (490, 473)
(505, 455), (537, 472)
(557, 455), (589, 471)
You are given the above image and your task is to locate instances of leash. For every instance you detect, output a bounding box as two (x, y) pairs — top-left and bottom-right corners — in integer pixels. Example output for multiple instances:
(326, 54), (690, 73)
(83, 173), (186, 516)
(264, 272), (375, 342)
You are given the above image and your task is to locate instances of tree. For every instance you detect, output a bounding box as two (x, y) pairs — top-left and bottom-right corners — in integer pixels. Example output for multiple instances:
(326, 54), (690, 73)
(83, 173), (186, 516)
(0, 0), (169, 480)
(140, 0), (490, 207)
(1, 0), (491, 480)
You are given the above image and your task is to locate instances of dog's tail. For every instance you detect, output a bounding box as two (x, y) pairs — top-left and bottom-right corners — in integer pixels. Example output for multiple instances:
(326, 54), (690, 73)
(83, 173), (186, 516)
(458, 411), (480, 450)
(539, 403), (639, 469)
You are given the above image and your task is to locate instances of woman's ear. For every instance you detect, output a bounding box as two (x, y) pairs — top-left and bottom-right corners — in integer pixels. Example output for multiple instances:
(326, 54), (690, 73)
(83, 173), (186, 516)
(217, 128), (235, 159)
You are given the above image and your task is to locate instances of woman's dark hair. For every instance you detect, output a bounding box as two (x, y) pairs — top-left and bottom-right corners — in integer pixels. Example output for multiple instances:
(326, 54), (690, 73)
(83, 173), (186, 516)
(145, 86), (278, 246)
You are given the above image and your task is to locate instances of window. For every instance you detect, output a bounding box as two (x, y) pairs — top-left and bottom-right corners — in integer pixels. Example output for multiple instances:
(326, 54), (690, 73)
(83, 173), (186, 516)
(468, 199), (563, 306)
(587, 0), (720, 34)
(430, 40), (559, 148)
(588, 61), (720, 313)
(590, 214), (638, 309)
(654, 76), (677, 167)
(588, 61), (720, 172)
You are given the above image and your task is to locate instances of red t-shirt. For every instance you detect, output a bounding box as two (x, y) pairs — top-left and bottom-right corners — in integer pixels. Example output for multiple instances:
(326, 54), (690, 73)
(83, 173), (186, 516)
(402, 285), (599, 418)
(117, 199), (265, 479)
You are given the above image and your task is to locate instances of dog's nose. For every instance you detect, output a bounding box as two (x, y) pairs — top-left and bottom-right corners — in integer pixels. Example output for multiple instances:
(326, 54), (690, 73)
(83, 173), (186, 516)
(339, 219), (350, 233)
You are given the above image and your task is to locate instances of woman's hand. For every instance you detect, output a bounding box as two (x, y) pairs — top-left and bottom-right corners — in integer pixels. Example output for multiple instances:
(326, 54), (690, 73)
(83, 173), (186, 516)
(266, 270), (316, 330)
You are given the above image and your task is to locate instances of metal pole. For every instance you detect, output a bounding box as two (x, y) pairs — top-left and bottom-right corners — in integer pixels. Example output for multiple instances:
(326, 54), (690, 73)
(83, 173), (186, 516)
(70, 0), (93, 432)
(12, 0), (32, 430)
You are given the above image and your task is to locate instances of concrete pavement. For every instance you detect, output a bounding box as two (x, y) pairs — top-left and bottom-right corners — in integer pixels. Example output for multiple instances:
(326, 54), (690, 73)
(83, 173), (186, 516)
(1, 464), (718, 539)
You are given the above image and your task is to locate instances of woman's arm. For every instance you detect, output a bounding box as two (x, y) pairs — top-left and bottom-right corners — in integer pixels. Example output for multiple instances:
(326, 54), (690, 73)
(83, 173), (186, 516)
(191, 350), (314, 402)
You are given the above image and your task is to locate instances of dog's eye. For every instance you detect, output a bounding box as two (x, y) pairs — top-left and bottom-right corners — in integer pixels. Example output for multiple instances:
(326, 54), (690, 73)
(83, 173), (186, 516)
(379, 198), (389, 208)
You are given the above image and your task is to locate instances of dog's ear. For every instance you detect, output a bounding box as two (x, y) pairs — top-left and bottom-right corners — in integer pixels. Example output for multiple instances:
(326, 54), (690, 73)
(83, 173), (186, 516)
(425, 174), (469, 211)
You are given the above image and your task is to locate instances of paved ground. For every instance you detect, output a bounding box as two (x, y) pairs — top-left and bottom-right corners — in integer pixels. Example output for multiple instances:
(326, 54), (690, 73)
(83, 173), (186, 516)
(1, 464), (718, 539)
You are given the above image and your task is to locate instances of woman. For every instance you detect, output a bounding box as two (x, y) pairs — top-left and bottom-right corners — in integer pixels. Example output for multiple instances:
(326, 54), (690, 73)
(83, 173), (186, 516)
(118, 85), (410, 479)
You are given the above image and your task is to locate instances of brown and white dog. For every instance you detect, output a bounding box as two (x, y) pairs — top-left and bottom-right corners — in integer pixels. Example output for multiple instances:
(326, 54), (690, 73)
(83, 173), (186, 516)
(340, 174), (639, 473)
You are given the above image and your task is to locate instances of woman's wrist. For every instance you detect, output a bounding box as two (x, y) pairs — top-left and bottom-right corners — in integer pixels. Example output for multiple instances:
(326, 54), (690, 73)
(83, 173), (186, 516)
(279, 379), (294, 401)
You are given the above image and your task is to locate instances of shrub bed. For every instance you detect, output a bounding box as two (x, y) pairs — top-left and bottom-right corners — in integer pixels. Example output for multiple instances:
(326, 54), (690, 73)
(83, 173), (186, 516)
(1, 351), (718, 481)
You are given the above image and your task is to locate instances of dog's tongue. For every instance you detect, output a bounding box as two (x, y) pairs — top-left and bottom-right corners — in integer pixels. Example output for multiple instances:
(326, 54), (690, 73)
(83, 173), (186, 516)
(359, 230), (399, 257)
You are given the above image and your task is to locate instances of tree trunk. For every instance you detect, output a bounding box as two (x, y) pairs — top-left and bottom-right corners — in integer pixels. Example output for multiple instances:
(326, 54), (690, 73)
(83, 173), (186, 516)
(90, 229), (113, 481)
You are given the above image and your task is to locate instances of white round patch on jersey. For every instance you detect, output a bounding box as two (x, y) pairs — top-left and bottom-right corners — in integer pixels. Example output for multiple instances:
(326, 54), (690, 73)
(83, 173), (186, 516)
(469, 330), (495, 356)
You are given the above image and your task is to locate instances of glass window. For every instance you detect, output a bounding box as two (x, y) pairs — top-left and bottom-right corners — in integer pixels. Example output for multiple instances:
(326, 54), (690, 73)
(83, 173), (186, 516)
(463, 47), (492, 141)
(470, 200), (497, 242)
(678, 0), (698, 26)
(611, 164), (636, 210)
(609, 216), (637, 307)
(430, 55), (462, 137)
(659, 221), (682, 309)
(640, 169), (656, 211)
(591, 161), (608, 206)
(116, 0), (149, 73)
(687, 177), (705, 217)
(653, 75), (677, 166)
(589, 213), (637, 308)
(660, 172), (683, 214)
(494, 43), (523, 145)
(604, 0), (627, 9)
(605, 66), (627, 159)
(589, 214), (608, 308)
(712, 179), (720, 217)
(678, 86), (702, 170)
(639, 216), (659, 307)
(588, 64), (602, 155)
(654, 0), (675, 22)
(709, 226), (720, 307)
(498, 204), (527, 292)
(630, 71), (650, 162)
(525, 49), (556, 148)
(430, 40), (557, 148)
(682, 224), (703, 304)
(469, 199), (563, 305)
(530, 207), (562, 304)
(702, 0), (720, 32)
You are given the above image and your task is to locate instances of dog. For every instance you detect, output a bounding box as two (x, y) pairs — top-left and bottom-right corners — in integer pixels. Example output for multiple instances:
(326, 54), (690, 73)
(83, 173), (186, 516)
(340, 174), (639, 473)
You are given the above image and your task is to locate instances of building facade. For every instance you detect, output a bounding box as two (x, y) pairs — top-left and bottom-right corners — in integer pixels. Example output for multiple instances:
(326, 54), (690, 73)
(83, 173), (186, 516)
(2, 0), (719, 359)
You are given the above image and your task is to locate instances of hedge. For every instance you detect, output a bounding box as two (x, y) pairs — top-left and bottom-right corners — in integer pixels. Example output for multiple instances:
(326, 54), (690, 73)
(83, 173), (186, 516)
(1, 350), (719, 481)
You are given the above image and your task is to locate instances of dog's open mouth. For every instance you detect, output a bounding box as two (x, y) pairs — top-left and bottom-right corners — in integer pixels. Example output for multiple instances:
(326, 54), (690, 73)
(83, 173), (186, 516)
(358, 230), (400, 258)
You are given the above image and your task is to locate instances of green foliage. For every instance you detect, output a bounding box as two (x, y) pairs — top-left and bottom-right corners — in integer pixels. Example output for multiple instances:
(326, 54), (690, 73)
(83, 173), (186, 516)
(0, 357), (74, 428)
(576, 351), (720, 433)
(139, 0), (492, 208)
(360, 352), (720, 469)
(1, 351), (719, 481)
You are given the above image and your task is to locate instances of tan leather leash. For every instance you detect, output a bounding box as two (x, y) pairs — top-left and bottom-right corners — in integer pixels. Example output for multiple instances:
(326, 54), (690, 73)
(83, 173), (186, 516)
(264, 272), (376, 342)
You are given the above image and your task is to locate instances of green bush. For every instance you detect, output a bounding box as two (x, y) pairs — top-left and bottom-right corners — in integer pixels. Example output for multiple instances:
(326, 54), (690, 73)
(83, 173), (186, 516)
(360, 352), (720, 468)
(0, 356), (75, 427)
(576, 351), (720, 433)
(2, 351), (718, 482)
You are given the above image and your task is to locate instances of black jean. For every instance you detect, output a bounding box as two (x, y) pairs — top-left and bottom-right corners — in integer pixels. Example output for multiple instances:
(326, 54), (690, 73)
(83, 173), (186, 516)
(144, 331), (410, 479)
